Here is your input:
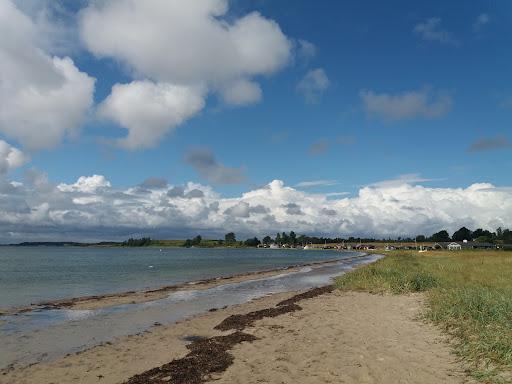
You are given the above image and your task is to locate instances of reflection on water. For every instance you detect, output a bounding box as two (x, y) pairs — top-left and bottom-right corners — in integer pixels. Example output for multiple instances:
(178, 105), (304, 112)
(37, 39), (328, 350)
(0, 253), (381, 369)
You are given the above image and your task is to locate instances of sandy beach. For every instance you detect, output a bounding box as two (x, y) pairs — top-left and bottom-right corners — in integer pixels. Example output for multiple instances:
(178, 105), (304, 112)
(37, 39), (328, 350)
(0, 285), (472, 384)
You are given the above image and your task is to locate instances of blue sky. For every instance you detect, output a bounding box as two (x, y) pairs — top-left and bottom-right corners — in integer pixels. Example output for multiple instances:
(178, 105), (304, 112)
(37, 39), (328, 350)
(0, 0), (511, 240)
(18, 0), (512, 196)
(17, 1), (512, 194)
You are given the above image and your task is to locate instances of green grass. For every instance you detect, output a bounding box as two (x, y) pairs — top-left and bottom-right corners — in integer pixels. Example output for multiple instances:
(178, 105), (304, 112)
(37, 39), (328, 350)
(335, 250), (512, 383)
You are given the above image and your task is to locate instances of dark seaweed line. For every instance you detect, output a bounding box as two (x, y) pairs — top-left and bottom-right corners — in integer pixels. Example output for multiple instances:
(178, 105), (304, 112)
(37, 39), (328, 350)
(124, 285), (335, 384)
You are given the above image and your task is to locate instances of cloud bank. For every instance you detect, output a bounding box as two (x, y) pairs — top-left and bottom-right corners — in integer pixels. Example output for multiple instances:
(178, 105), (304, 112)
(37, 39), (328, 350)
(0, 175), (510, 242)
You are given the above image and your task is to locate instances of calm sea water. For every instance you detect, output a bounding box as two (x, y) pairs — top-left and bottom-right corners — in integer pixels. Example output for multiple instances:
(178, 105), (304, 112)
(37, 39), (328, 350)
(0, 247), (381, 369)
(1, 246), (355, 309)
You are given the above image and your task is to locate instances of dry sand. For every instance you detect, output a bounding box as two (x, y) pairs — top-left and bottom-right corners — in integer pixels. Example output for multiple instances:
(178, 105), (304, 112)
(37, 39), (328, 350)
(0, 290), (473, 384)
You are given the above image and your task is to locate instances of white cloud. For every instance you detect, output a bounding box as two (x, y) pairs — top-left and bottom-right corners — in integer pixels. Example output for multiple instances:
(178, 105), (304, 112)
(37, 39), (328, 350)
(0, 140), (28, 174)
(473, 13), (491, 32)
(297, 39), (317, 61)
(58, 175), (111, 193)
(0, 175), (511, 241)
(414, 17), (457, 44)
(295, 180), (339, 188)
(99, 81), (205, 149)
(80, 1), (291, 84)
(0, 0), (95, 149)
(220, 79), (262, 106)
(79, 0), (292, 148)
(369, 173), (444, 188)
(297, 68), (330, 103)
(360, 87), (452, 121)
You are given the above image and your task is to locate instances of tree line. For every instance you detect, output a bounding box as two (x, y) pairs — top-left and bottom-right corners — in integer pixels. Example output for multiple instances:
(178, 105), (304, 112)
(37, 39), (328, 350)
(121, 226), (512, 248)
(427, 227), (512, 244)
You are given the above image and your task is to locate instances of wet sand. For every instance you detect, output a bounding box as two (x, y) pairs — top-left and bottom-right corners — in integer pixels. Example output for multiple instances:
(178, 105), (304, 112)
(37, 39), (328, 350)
(0, 287), (473, 384)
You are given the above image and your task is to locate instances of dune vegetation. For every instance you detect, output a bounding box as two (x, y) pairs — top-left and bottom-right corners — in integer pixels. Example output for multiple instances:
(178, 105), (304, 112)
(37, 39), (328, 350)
(335, 250), (512, 383)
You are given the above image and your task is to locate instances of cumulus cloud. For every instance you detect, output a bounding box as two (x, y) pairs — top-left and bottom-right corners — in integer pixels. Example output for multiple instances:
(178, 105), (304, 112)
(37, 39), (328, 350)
(468, 136), (512, 153)
(0, 140), (28, 174)
(80, 0), (291, 84)
(219, 79), (262, 106)
(224, 202), (268, 218)
(297, 68), (330, 103)
(79, 0), (292, 147)
(360, 87), (452, 121)
(184, 148), (245, 185)
(414, 17), (457, 45)
(0, 0), (95, 149)
(99, 81), (205, 149)
(282, 202), (304, 215)
(0, 176), (510, 242)
(57, 175), (111, 193)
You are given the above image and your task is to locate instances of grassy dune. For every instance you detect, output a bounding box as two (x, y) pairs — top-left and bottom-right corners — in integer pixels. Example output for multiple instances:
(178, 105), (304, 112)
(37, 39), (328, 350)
(335, 250), (512, 383)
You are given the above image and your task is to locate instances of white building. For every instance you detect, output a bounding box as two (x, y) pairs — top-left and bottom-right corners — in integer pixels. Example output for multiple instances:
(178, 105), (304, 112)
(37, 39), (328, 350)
(447, 242), (462, 251)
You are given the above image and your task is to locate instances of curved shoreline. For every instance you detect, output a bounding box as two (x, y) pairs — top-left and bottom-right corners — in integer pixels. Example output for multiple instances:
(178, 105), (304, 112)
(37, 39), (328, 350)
(1, 252), (367, 316)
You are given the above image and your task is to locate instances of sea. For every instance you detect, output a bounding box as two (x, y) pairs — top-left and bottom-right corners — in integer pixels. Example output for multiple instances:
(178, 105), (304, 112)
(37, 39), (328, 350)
(0, 246), (381, 369)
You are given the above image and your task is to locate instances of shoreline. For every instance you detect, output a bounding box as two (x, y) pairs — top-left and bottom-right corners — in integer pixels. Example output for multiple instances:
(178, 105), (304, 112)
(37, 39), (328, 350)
(0, 282), (470, 384)
(0, 253), (365, 316)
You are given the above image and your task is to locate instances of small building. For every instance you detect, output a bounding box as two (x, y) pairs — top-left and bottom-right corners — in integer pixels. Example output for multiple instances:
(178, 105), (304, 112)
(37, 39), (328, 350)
(447, 242), (462, 251)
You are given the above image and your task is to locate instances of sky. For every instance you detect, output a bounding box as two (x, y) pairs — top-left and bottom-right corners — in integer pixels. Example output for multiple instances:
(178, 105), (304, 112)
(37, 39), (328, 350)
(0, 0), (511, 242)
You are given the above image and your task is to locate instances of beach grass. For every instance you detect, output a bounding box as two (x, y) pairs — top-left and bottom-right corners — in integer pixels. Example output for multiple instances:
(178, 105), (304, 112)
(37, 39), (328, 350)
(335, 250), (512, 383)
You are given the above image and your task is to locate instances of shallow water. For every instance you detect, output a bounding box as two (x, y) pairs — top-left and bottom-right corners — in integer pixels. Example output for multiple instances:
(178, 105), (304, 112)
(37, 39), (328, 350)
(0, 249), (381, 369)
(1, 246), (356, 309)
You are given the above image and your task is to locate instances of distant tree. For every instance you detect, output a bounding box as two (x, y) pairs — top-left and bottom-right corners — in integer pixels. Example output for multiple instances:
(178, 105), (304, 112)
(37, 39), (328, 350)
(262, 236), (272, 245)
(297, 234), (306, 245)
(244, 237), (261, 247)
(474, 235), (492, 243)
(452, 227), (472, 242)
(225, 232), (236, 244)
(123, 237), (151, 247)
(430, 230), (451, 242)
(281, 232), (290, 244)
(192, 235), (202, 246)
(415, 235), (426, 242)
(275, 232), (282, 244)
(289, 231), (297, 245)
(472, 228), (494, 240)
(183, 239), (193, 247)
(501, 229), (512, 243)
